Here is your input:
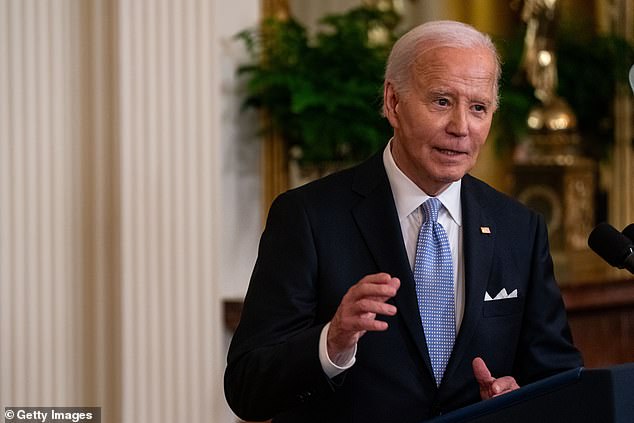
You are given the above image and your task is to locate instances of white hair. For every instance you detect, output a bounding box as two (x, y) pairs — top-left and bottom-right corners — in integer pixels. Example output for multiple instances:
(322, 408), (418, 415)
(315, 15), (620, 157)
(384, 20), (501, 108)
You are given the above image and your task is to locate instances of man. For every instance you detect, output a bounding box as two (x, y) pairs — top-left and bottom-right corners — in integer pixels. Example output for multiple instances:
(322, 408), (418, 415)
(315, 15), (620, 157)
(225, 20), (582, 423)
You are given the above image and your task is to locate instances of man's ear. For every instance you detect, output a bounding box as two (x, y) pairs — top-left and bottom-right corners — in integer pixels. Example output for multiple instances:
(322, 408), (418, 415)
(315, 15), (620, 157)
(383, 81), (400, 129)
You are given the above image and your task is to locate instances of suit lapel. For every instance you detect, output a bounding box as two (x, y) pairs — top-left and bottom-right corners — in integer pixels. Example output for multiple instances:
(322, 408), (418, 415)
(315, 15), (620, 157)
(350, 155), (433, 374)
(442, 175), (495, 383)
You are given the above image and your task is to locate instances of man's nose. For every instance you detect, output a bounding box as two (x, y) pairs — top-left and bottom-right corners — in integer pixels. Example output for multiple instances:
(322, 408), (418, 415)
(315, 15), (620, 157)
(446, 107), (468, 137)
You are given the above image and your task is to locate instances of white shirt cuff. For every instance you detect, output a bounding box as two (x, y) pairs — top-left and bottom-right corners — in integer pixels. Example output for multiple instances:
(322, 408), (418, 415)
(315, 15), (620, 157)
(319, 322), (356, 379)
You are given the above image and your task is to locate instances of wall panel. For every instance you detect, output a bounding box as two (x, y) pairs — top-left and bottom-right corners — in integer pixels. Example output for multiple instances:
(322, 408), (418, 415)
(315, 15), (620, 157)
(0, 1), (255, 422)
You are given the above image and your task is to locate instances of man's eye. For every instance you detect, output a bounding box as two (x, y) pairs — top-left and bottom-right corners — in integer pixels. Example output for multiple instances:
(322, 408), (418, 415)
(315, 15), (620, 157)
(436, 98), (449, 106)
(473, 104), (487, 113)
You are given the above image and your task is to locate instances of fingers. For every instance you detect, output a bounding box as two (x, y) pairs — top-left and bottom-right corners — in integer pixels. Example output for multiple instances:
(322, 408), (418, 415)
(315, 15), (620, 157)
(472, 357), (495, 400)
(340, 273), (400, 322)
(327, 273), (400, 357)
(472, 357), (494, 384)
(343, 273), (399, 320)
(472, 357), (520, 400)
(489, 376), (520, 397)
(351, 273), (400, 300)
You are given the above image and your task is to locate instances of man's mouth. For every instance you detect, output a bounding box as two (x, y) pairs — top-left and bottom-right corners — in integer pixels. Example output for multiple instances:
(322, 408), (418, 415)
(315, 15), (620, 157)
(436, 148), (464, 156)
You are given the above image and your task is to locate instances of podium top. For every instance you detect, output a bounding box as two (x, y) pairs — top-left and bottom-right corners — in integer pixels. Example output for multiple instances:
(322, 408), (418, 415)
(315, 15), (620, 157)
(427, 367), (583, 423)
(427, 364), (634, 423)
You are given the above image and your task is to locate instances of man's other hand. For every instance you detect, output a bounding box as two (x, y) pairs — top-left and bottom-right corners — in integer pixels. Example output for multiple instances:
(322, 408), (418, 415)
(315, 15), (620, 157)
(472, 357), (520, 400)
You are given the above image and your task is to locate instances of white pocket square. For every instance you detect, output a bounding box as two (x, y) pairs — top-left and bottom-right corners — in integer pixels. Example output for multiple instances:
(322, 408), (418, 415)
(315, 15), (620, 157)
(484, 288), (518, 301)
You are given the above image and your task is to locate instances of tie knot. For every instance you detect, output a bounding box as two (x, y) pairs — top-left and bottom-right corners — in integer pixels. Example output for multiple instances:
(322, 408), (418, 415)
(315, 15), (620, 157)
(422, 198), (441, 224)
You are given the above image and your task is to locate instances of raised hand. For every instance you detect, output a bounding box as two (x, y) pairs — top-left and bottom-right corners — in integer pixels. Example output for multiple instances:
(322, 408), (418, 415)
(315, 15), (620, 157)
(327, 273), (400, 361)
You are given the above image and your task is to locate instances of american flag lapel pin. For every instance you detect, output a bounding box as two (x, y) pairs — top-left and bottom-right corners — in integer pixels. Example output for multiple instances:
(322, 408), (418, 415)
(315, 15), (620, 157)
(480, 226), (491, 234)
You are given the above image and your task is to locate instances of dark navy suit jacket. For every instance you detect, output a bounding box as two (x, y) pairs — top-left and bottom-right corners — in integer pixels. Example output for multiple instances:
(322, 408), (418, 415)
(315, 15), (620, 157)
(224, 153), (582, 423)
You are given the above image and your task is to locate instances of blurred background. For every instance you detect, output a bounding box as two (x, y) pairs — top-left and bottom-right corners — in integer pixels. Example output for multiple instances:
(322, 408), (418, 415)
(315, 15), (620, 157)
(0, 1), (632, 422)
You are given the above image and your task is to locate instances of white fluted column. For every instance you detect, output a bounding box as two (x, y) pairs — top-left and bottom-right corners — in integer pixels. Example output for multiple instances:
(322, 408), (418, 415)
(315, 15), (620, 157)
(1, 0), (243, 422)
(0, 0), (93, 407)
(117, 0), (221, 421)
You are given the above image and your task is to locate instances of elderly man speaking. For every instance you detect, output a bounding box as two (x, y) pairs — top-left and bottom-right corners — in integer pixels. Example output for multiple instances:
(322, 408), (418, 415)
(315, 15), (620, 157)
(225, 20), (582, 423)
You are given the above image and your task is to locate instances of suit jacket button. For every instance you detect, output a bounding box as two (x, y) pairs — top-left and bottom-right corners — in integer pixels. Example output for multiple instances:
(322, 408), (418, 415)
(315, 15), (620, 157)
(297, 391), (312, 403)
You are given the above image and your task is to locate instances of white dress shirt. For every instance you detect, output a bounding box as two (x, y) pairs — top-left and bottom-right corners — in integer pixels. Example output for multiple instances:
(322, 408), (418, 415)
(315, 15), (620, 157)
(319, 141), (465, 378)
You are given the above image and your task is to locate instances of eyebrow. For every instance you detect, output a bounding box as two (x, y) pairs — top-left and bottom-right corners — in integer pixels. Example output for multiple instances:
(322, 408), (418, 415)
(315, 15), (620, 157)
(426, 88), (493, 104)
(427, 88), (454, 98)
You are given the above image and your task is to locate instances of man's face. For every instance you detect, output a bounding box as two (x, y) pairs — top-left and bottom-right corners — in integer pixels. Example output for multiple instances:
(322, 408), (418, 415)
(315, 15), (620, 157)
(385, 46), (498, 195)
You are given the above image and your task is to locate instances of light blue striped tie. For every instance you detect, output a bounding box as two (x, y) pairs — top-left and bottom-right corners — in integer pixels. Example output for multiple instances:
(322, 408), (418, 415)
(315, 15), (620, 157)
(413, 197), (455, 386)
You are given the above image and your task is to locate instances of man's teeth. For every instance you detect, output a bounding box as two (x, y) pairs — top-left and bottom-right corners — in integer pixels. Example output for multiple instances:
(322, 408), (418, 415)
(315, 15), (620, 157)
(439, 149), (460, 155)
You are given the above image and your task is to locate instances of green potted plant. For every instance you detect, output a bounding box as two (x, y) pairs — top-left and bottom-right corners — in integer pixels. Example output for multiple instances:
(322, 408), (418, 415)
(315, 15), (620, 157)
(235, 6), (400, 169)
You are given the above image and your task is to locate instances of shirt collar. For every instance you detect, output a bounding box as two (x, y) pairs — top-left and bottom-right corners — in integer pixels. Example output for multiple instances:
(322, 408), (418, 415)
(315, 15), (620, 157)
(383, 140), (462, 226)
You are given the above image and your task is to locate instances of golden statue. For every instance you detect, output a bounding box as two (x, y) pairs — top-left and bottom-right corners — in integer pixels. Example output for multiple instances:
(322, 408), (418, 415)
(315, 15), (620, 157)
(521, 0), (558, 103)
(518, 0), (577, 133)
(512, 0), (596, 257)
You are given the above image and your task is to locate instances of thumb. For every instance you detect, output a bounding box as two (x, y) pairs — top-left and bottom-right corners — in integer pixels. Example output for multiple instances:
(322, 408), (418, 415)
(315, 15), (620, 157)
(472, 357), (494, 385)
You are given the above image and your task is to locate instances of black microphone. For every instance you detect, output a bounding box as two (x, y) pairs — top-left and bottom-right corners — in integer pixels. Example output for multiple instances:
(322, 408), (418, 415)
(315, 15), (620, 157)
(623, 223), (634, 243)
(588, 222), (634, 274)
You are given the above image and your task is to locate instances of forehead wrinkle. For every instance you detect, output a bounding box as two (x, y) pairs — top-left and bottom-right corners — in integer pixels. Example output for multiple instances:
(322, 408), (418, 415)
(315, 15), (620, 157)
(412, 63), (496, 104)
(414, 61), (496, 85)
(409, 46), (496, 89)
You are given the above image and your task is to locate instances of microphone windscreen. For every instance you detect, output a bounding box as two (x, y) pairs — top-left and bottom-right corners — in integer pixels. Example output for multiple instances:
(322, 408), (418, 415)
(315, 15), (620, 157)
(588, 222), (633, 268)
(623, 223), (634, 243)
